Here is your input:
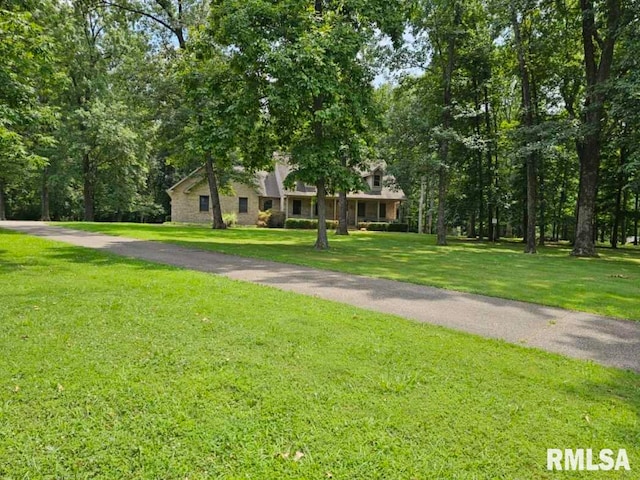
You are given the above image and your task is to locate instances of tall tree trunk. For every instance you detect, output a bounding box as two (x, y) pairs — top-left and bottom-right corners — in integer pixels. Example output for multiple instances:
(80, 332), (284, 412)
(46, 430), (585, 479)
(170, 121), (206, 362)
(436, 164), (448, 245)
(572, 0), (620, 256)
(82, 153), (95, 222)
(427, 183), (434, 234)
(315, 177), (329, 250)
(538, 158), (545, 246)
(468, 212), (476, 238)
(474, 82), (484, 241)
(418, 175), (426, 234)
(310, 0), (329, 249)
(635, 193), (639, 246)
(205, 153), (227, 229)
(512, 8), (537, 253)
(611, 147), (626, 248)
(41, 167), (51, 222)
(621, 189), (628, 244)
(557, 161), (569, 241)
(477, 152), (484, 240)
(0, 180), (6, 221)
(436, 4), (459, 247)
(336, 190), (348, 235)
(484, 86), (496, 242)
(336, 153), (349, 235)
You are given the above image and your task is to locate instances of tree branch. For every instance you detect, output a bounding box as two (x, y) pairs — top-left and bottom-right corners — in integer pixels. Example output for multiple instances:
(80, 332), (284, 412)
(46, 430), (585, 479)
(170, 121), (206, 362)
(95, 0), (182, 46)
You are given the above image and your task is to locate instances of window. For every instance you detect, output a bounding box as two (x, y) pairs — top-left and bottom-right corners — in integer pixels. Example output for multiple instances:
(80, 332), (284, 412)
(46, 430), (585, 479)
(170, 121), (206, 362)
(357, 202), (365, 217)
(314, 202), (318, 216)
(199, 195), (209, 212)
(379, 203), (387, 219)
(239, 197), (248, 213)
(263, 199), (273, 211)
(293, 199), (302, 215)
(373, 174), (381, 187)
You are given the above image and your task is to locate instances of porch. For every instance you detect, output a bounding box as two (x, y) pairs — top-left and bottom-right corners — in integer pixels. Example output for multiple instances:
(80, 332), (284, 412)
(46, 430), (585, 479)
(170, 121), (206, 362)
(284, 196), (400, 226)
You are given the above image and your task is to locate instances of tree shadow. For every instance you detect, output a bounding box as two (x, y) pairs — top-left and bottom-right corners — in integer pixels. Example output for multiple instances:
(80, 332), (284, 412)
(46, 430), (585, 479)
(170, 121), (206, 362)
(3, 223), (639, 375)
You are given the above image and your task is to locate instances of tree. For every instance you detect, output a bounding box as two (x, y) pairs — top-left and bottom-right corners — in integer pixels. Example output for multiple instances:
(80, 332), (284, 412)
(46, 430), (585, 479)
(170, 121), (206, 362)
(510, 1), (538, 253)
(0, 3), (56, 220)
(572, 0), (624, 256)
(180, 26), (274, 229)
(211, 0), (403, 249)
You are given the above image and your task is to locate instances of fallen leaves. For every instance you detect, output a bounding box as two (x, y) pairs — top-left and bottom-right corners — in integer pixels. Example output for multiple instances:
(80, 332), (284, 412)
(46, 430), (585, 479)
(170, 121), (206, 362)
(277, 450), (305, 462)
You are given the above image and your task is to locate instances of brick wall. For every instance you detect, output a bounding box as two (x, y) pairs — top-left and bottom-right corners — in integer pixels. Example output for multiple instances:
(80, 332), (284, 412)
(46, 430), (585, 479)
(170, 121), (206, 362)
(169, 179), (261, 225)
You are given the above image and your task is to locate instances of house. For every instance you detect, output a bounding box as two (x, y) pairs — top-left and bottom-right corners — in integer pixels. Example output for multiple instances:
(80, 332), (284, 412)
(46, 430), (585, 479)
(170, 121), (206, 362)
(166, 161), (405, 226)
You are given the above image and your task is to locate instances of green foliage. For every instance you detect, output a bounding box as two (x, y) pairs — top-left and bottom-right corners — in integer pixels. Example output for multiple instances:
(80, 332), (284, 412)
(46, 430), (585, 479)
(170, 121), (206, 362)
(256, 209), (285, 228)
(357, 221), (386, 231)
(210, 0), (407, 248)
(356, 222), (409, 232)
(387, 222), (410, 232)
(267, 211), (286, 229)
(222, 212), (237, 227)
(0, 5), (57, 209)
(285, 218), (338, 230)
(1, 232), (639, 477)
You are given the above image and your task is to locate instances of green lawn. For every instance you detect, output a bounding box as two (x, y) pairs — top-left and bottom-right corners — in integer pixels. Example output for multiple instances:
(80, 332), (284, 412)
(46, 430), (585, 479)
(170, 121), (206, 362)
(58, 222), (640, 321)
(0, 230), (638, 479)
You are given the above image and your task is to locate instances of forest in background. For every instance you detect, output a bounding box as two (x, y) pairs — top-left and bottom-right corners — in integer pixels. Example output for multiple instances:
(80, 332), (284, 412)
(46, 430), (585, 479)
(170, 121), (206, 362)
(1, 0), (638, 254)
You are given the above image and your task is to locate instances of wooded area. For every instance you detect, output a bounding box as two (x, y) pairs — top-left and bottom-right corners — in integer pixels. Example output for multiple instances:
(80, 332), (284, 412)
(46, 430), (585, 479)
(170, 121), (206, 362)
(1, 0), (638, 254)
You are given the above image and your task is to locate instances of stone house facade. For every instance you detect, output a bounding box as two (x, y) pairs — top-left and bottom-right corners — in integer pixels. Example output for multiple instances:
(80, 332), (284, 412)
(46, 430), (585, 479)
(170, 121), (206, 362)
(167, 162), (405, 226)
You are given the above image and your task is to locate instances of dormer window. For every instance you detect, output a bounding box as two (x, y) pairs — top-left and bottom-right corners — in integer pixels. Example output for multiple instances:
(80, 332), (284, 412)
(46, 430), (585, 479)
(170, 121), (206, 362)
(373, 174), (381, 188)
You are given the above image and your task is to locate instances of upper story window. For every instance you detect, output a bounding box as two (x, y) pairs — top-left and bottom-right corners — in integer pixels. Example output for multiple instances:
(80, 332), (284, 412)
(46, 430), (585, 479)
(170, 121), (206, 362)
(373, 174), (381, 188)
(239, 197), (248, 213)
(199, 195), (209, 212)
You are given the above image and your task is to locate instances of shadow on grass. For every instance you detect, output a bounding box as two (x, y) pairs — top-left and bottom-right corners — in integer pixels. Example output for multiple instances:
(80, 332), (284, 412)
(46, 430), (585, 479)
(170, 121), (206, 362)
(4, 223), (640, 375)
(40, 234), (636, 372)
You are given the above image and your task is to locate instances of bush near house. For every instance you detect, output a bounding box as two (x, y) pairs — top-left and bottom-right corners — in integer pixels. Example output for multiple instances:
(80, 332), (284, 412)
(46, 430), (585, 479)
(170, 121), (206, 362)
(285, 218), (339, 229)
(388, 223), (409, 232)
(268, 211), (286, 228)
(257, 211), (286, 228)
(357, 222), (409, 232)
(222, 213), (237, 227)
(257, 210), (270, 228)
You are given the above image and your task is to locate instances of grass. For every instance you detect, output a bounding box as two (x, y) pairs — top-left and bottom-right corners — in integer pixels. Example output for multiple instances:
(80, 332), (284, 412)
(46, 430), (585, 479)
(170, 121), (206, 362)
(1, 229), (639, 479)
(58, 222), (640, 321)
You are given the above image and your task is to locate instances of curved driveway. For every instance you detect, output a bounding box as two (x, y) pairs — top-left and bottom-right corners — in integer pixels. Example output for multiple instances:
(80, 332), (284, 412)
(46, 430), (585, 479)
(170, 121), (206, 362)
(2, 220), (639, 373)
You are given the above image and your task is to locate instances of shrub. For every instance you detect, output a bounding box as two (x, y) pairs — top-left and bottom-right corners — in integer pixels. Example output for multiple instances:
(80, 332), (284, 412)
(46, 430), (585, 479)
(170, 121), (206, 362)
(388, 223), (409, 232)
(257, 210), (271, 228)
(326, 220), (338, 229)
(285, 218), (338, 229)
(222, 213), (237, 227)
(285, 218), (317, 229)
(366, 222), (389, 231)
(268, 211), (286, 228)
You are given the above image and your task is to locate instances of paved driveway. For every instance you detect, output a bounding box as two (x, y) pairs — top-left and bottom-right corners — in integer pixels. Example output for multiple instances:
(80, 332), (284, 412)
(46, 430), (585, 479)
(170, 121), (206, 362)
(2, 220), (639, 373)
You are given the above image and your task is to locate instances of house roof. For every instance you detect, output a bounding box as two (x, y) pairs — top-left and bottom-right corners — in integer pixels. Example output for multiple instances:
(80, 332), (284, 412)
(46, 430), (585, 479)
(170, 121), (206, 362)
(167, 159), (406, 201)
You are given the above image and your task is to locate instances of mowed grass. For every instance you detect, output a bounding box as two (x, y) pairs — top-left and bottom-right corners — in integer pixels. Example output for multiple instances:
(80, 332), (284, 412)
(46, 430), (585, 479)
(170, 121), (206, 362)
(59, 222), (640, 321)
(0, 230), (638, 479)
